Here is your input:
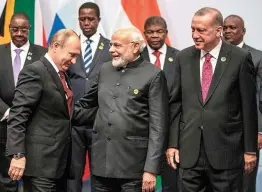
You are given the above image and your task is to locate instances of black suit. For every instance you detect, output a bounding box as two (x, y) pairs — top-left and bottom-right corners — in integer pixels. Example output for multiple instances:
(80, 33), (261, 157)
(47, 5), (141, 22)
(67, 34), (111, 192)
(243, 44), (262, 192)
(0, 43), (46, 192)
(141, 45), (179, 192)
(169, 42), (258, 191)
(6, 57), (74, 191)
(74, 57), (169, 191)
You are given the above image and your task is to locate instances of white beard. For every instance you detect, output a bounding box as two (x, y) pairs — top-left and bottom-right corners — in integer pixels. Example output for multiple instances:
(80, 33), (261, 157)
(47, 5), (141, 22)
(112, 57), (129, 68)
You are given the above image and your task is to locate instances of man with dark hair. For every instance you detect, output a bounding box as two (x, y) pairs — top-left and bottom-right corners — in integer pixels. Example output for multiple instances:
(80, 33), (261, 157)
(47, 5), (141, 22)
(6, 29), (80, 192)
(224, 14), (262, 192)
(67, 2), (111, 192)
(167, 7), (257, 191)
(142, 16), (179, 192)
(0, 12), (46, 192)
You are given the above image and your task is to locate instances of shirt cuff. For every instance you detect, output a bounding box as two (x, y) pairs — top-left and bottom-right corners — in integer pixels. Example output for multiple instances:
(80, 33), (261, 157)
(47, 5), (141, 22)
(1, 108), (10, 122)
(245, 152), (256, 155)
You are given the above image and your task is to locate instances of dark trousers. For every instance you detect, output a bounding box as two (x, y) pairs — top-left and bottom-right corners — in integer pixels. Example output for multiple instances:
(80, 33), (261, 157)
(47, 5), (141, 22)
(178, 139), (243, 192)
(0, 143), (18, 192)
(243, 150), (259, 192)
(161, 158), (178, 192)
(67, 126), (92, 192)
(23, 176), (67, 192)
(91, 175), (144, 192)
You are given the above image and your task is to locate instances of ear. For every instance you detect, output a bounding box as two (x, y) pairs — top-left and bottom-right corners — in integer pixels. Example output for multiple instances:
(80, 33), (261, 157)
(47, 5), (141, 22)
(243, 27), (246, 35)
(217, 26), (223, 37)
(133, 42), (140, 54)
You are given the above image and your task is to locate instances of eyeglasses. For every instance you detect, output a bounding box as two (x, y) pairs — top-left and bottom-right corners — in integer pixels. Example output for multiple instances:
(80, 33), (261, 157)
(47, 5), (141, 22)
(9, 27), (30, 34)
(109, 41), (138, 49)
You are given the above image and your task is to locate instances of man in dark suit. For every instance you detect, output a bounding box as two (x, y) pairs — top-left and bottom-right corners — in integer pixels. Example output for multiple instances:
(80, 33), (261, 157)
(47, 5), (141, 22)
(0, 12), (46, 192)
(223, 14), (262, 192)
(141, 16), (179, 192)
(166, 7), (258, 192)
(73, 27), (169, 192)
(6, 29), (80, 192)
(67, 3), (111, 191)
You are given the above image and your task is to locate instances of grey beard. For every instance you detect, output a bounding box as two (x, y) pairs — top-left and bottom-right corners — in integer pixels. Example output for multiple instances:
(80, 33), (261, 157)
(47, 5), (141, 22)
(112, 57), (129, 68)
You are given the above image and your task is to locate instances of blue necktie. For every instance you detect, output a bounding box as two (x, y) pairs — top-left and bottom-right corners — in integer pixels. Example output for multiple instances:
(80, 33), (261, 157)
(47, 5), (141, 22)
(84, 39), (92, 74)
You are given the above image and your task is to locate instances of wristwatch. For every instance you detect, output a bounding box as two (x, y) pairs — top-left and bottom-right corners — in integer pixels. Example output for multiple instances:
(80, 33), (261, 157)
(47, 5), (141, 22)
(13, 153), (25, 159)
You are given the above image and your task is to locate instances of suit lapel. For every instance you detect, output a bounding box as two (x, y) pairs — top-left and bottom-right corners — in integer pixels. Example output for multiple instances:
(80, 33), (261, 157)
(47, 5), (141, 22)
(141, 47), (150, 62)
(24, 44), (35, 66)
(203, 42), (231, 105)
(41, 57), (69, 115)
(163, 46), (176, 74)
(3, 44), (15, 89)
(191, 48), (203, 104)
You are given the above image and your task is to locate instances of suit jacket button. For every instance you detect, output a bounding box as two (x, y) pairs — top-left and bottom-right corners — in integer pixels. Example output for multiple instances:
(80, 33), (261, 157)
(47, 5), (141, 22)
(116, 83), (120, 86)
(107, 137), (111, 141)
(108, 123), (112, 126)
(86, 78), (88, 80)
(199, 126), (203, 130)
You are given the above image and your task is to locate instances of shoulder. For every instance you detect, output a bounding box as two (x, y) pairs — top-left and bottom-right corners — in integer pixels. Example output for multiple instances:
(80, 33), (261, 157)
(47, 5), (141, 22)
(99, 34), (110, 44)
(0, 43), (10, 51)
(30, 43), (47, 53)
(167, 45), (179, 53)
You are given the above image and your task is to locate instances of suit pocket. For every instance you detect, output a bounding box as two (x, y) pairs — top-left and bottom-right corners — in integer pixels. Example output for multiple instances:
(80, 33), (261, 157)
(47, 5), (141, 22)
(125, 136), (148, 147)
(224, 121), (243, 133)
(28, 134), (56, 146)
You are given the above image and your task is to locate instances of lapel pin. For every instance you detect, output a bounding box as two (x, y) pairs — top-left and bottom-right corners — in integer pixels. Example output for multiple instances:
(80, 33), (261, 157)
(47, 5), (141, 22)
(27, 56), (32, 60)
(134, 89), (139, 95)
(221, 57), (226, 62)
(98, 46), (104, 50)
(168, 57), (173, 62)
(101, 42), (104, 46)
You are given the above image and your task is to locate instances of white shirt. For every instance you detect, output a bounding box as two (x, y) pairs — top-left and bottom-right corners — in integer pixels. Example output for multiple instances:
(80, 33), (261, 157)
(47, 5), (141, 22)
(147, 44), (167, 70)
(11, 40), (30, 70)
(1, 41), (30, 121)
(200, 40), (222, 82)
(80, 31), (100, 61)
(237, 41), (244, 48)
(45, 53), (59, 73)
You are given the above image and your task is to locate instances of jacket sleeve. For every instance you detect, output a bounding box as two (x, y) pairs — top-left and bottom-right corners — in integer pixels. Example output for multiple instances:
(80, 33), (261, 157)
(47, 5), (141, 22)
(6, 65), (43, 155)
(73, 70), (99, 126)
(240, 52), (258, 153)
(144, 71), (169, 174)
(168, 53), (182, 148)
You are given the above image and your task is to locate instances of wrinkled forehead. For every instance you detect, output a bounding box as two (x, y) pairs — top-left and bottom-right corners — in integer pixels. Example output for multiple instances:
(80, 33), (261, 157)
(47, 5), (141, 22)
(111, 32), (131, 44)
(10, 17), (30, 27)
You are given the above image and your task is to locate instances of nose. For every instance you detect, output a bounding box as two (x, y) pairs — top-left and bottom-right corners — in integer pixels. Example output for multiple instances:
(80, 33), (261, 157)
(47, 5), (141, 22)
(109, 45), (115, 53)
(71, 57), (77, 64)
(17, 30), (23, 36)
(152, 32), (159, 37)
(192, 31), (199, 39)
(83, 19), (90, 26)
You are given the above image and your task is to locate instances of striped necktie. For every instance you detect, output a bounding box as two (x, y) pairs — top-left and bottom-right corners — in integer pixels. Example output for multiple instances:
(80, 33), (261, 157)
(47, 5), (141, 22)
(84, 39), (92, 74)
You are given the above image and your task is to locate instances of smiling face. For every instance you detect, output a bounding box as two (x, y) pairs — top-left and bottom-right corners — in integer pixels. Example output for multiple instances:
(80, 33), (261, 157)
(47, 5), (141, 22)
(191, 13), (222, 51)
(9, 16), (30, 47)
(109, 31), (140, 68)
(144, 24), (167, 50)
(223, 17), (245, 45)
(78, 8), (100, 38)
(53, 35), (81, 72)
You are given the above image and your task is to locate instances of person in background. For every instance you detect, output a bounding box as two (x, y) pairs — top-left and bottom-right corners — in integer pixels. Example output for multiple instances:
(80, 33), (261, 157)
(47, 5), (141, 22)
(67, 3), (111, 191)
(142, 15), (179, 192)
(223, 14), (262, 192)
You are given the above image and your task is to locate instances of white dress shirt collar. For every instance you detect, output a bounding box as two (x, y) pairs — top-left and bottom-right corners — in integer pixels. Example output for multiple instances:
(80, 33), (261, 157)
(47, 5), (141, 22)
(201, 39), (222, 59)
(11, 40), (30, 53)
(80, 31), (100, 44)
(147, 43), (167, 56)
(44, 53), (59, 73)
(237, 41), (244, 48)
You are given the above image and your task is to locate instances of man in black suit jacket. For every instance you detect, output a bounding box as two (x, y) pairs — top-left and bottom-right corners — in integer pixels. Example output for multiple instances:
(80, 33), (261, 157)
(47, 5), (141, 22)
(223, 14), (262, 192)
(167, 7), (258, 192)
(141, 16), (179, 192)
(6, 29), (80, 192)
(0, 12), (46, 192)
(67, 3), (111, 191)
(74, 27), (169, 192)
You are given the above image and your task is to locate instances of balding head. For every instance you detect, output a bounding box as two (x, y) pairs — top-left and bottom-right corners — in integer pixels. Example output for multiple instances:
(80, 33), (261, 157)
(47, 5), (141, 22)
(48, 29), (80, 72)
(109, 27), (145, 68)
(223, 15), (246, 45)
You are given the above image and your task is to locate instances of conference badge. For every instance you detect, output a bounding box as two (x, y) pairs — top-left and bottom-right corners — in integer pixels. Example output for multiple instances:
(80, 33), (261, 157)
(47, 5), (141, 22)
(134, 89), (139, 95)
